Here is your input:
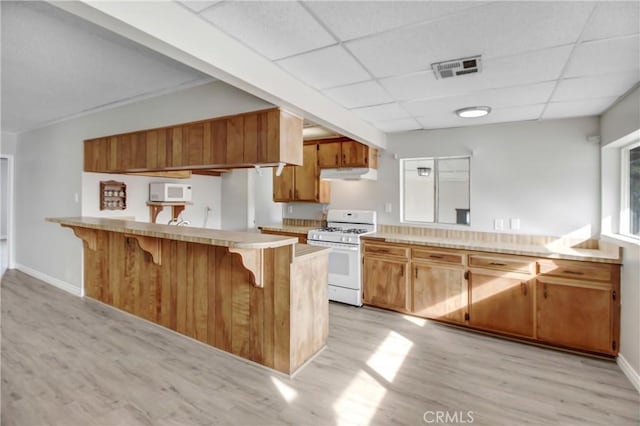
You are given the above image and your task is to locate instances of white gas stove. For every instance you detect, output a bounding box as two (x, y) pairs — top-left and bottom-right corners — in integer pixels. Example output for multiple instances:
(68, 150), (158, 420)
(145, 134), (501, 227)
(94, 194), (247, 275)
(307, 210), (377, 306)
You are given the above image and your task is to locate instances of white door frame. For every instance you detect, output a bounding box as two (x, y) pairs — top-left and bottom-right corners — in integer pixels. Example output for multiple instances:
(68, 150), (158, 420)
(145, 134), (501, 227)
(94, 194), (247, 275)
(1, 154), (15, 269)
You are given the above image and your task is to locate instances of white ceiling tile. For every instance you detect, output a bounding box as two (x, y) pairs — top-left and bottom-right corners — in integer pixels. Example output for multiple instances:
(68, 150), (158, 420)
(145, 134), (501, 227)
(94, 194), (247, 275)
(582, 1), (640, 42)
(1, 1), (209, 132)
(403, 82), (555, 117)
(373, 118), (422, 133)
(416, 104), (545, 130)
(553, 71), (640, 102)
(351, 103), (411, 123)
(277, 46), (370, 90)
(346, 2), (594, 78)
(176, 1), (220, 13)
(381, 45), (572, 101)
(323, 80), (393, 109)
(304, 1), (486, 42)
(565, 36), (640, 78)
(543, 97), (619, 120)
(200, 1), (335, 60)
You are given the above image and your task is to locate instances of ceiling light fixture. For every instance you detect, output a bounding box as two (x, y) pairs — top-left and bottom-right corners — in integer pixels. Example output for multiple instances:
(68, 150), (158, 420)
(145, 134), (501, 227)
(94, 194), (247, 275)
(455, 106), (491, 118)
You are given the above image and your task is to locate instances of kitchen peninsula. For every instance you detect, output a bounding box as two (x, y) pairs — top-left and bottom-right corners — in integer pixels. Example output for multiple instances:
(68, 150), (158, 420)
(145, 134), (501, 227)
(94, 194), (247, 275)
(47, 217), (329, 375)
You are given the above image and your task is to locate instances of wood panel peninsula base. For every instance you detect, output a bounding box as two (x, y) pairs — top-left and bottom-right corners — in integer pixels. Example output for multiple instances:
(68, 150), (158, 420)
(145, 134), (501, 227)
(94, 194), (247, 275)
(48, 217), (329, 375)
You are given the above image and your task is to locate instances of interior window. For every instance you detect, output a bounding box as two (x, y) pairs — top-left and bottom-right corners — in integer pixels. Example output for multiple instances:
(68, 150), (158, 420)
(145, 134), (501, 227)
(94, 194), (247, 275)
(401, 157), (470, 225)
(624, 143), (640, 237)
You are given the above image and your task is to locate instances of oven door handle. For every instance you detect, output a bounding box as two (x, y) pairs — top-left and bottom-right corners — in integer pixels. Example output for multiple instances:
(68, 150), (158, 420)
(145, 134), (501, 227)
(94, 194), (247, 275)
(307, 241), (359, 251)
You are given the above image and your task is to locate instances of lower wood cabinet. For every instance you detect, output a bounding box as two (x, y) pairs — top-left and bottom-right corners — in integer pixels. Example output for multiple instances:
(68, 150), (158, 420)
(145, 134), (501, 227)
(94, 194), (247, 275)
(363, 256), (409, 312)
(361, 239), (621, 356)
(412, 262), (466, 324)
(468, 268), (534, 338)
(536, 277), (615, 354)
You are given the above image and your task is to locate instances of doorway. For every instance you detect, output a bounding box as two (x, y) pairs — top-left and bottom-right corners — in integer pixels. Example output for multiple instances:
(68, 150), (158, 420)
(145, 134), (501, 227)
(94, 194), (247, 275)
(1, 155), (14, 275)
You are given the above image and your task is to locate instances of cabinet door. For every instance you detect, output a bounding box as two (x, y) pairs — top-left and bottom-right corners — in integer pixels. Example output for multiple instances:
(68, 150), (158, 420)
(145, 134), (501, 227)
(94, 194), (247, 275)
(273, 166), (295, 202)
(226, 115), (244, 164)
(469, 269), (534, 338)
(182, 122), (207, 166)
(294, 144), (318, 201)
(536, 278), (613, 353)
(412, 263), (466, 324)
(363, 257), (409, 311)
(84, 138), (108, 172)
(317, 142), (342, 168)
(341, 141), (369, 167)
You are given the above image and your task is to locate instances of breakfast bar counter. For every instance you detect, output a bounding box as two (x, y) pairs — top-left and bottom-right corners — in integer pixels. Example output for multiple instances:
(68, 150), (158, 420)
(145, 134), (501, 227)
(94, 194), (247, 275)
(48, 217), (329, 375)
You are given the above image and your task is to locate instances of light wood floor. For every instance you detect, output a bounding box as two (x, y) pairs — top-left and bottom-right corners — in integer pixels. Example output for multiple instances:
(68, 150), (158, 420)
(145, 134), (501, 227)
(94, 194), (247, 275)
(2, 269), (639, 426)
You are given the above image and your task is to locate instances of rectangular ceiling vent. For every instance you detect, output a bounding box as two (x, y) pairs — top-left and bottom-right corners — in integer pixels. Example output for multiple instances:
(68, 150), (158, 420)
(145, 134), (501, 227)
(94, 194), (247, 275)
(432, 55), (482, 80)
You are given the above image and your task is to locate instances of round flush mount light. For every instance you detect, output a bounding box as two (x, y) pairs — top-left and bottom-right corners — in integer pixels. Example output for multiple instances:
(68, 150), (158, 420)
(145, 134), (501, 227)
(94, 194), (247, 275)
(455, 106), (491, 118)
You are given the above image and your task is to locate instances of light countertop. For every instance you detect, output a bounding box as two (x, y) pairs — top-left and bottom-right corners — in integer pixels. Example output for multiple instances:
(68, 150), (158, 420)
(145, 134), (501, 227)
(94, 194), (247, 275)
(364, 233), (622, 264)
(48, 217), (298, 249)
(293, 243), (331, 261)
(259, 225), (316, 234)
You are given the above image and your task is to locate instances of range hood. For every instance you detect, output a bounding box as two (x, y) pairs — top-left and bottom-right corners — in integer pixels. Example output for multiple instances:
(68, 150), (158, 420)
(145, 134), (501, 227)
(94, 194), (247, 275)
(320, 167), (378, 181)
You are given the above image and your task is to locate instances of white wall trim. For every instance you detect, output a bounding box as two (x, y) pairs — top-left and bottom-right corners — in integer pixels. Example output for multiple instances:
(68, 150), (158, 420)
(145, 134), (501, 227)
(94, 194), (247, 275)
(15, 263), (83, 297)
(617, 354), (640, 394)
(1, 154), (16, 269)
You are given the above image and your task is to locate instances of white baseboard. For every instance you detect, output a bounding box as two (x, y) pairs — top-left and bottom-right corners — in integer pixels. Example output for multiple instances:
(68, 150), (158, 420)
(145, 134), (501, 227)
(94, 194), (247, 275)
(618, 353), (640, 394)
(15, 263), (82, 297)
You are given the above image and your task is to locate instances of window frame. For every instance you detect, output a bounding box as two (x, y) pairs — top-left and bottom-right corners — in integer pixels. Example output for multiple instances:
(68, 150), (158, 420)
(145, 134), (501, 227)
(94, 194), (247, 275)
(399, 155), (471, 226)
(620, 139), (640, 240)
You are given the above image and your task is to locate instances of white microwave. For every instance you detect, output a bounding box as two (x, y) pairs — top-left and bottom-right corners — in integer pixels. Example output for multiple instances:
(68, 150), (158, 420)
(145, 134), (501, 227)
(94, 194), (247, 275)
(149, 183), (192, 202)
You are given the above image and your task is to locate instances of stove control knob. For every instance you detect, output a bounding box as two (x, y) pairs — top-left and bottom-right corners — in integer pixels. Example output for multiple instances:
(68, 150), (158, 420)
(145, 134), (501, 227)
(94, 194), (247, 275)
(341, 236), (347, 242)
(318, 235), (323, 240)
(348, 237), (353, 243)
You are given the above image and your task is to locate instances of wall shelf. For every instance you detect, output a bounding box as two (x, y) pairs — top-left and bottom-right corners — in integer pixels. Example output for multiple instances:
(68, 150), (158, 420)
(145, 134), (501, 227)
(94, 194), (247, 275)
(147, 202), (191, 224)
(100, 180), (126, 210)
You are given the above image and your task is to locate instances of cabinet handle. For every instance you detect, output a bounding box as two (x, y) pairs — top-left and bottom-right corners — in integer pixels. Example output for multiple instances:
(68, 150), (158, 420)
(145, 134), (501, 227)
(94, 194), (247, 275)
(429, 255), (444, 259)
(343, 154), (346, 163)
(543, 283), (548, 299)
(335, 154), (338, 164)
(415, 267), (418, 279)
(289, 189), (292, 199)
(489, 262), (506, 266)
(400, 266), (404, 277)
(521, 282), (528, 295)
(372, 248), (390, 254)
(562, 270), (584, 276)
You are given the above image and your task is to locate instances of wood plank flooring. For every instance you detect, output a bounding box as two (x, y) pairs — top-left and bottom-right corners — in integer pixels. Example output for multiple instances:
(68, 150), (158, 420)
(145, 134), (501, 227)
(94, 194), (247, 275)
(2, 269), (639, 425)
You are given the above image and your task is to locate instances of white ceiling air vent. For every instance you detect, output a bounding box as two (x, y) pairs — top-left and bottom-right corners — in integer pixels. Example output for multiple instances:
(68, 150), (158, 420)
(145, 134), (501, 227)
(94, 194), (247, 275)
(431, 55), (482, 80)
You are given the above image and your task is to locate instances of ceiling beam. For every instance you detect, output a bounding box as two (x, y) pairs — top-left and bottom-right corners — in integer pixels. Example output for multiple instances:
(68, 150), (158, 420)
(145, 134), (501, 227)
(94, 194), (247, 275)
(50, 1), (387, 150)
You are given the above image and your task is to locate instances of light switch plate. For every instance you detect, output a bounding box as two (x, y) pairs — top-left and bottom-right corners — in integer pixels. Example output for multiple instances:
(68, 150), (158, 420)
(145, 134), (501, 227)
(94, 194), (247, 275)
(384, 203), (392, 213)
(510, 217), (521, 230)
(494, 218), (504, 230)
(287, 205), (293, 214)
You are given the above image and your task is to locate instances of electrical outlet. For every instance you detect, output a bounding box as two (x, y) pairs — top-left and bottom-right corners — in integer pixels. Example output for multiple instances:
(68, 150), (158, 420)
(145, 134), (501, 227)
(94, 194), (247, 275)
(74, 193), (80, 203)
(384, 203), (392, 213)
(287, 205), (293, 214)
(510, 217), (521, 230)
(494, 218), (504, 231)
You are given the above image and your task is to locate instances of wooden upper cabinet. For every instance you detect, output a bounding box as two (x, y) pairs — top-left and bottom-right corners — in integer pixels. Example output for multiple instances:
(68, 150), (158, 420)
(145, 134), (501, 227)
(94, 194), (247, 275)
(273, 166), (295, 202)
(83, 108), (302, 174)
(313, 137), (378, 169)
(272, 143), (330, 203)
(341, 140), (369, 167)
(317, 141), (342, 168)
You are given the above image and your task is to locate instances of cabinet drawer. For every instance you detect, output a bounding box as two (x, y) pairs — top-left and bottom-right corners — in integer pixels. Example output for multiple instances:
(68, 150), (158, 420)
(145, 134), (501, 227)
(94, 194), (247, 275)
(538, 260), (611, 282)
(469, 254), (533, 273)
(364, 244), (409, 258)
(412, 248), (464, 265)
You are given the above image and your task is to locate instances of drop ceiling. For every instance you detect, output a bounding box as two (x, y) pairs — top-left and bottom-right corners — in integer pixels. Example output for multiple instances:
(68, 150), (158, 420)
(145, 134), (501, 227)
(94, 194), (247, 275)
(178, 0), (640, 132)
(0, 1), (212, 133)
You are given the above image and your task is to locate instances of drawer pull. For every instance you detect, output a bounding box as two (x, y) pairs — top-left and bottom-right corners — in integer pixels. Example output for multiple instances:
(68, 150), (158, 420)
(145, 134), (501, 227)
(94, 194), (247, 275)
(429, 255), (444, 259)
(562, 270), (584, 275)
(489, 262), (506, 266)
(521, 282), (528, 295)
(372, 248), (390, 253)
